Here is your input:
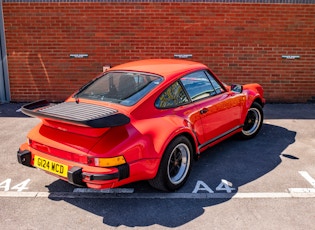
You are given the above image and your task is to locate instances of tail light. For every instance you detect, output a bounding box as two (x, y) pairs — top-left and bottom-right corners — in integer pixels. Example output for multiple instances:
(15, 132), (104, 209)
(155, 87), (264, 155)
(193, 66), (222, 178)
(89, 156), (126, 167)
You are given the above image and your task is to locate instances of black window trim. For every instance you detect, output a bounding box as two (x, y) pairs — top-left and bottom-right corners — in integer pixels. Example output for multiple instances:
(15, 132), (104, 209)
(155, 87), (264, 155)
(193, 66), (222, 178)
(155, 80), (192, 109)
(204, 70), (227, 93)
(180, 70), (223, 103)
(154, 69), (227, 109)
(74, 70), (164, 107)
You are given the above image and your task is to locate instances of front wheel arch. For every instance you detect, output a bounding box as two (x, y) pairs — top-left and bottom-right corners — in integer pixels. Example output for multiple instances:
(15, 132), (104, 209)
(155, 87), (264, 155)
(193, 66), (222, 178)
(253, 98), (264, 108)
(240, 102), (264, 139)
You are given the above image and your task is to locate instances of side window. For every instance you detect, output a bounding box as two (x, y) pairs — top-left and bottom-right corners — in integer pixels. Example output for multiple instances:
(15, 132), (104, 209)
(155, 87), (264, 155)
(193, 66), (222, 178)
(155, 81), (189, 108)
(205, 71), (225, 94)
(181, 71), (216, 101)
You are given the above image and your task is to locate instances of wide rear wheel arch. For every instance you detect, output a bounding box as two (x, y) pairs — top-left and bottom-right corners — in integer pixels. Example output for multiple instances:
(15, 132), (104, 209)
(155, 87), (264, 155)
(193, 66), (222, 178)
(148, 135), (194, 191)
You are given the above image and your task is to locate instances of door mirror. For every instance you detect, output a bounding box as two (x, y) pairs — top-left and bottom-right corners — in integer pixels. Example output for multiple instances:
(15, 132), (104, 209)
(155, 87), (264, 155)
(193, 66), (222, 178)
(231, 84), (243, 93)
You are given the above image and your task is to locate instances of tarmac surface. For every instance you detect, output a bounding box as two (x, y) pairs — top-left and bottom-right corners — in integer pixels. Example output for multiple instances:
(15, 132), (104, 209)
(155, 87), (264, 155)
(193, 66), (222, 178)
(0, 103), (314, 229)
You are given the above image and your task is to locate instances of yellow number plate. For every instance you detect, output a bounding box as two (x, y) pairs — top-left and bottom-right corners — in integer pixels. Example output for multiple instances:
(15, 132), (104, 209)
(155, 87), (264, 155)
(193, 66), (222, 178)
(34, 156), (68, 178)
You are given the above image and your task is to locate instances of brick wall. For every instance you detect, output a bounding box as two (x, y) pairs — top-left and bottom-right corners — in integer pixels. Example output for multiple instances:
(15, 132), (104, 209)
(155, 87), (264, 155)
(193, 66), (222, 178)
(3, 1), (315, 102)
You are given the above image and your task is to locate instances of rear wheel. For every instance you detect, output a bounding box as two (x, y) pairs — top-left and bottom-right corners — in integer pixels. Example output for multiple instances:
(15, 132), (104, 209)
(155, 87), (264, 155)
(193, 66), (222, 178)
(240, 102), (263, 139)
(149, 136), (193, 191)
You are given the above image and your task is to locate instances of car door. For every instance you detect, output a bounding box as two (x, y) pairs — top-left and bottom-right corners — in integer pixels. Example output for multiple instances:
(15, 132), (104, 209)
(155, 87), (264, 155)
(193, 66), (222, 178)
(180, 70), (245, 146)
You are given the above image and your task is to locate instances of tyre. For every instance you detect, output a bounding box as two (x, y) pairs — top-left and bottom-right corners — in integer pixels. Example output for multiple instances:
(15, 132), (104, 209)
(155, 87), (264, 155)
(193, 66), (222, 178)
(149, 136), (193, 191)
(240, 102), (263, 139)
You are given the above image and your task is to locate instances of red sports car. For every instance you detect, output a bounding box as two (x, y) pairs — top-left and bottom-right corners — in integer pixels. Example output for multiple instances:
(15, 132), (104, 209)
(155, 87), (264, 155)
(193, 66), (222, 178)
(18, 59), (265, 191)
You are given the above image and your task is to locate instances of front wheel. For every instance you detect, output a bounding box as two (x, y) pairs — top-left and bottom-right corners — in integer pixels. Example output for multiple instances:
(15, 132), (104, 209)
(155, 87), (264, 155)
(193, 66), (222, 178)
(240, 102), (263, 139)
(149, 136), (193, 192)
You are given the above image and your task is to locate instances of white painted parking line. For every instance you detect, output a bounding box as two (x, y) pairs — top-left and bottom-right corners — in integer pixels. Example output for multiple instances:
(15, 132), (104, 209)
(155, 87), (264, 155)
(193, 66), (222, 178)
(299, 171), (315, 188)
(73, 188), (134, 193)
(1, 172), (315, 199)
(287, 171), (315, 196)
(233, 193), (291, 198)
(289, 188), (315, 193)
(0, 191), (38, 198)
(1, 191), (315, 199)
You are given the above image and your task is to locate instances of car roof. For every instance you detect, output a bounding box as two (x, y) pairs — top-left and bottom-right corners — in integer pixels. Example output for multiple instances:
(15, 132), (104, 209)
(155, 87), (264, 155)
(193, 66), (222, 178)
(109, 59), (208, 78)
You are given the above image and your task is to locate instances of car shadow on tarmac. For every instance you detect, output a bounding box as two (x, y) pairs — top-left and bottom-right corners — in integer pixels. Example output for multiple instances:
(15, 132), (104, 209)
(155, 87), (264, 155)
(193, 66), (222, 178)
(264, 103), (315, 119)
(47, 123), (296, 227)
(0, 103), (26, 117)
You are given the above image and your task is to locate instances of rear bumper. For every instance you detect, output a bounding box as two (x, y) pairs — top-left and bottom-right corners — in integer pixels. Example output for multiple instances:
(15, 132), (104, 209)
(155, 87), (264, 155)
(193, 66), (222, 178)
(17, 149), (130, 188)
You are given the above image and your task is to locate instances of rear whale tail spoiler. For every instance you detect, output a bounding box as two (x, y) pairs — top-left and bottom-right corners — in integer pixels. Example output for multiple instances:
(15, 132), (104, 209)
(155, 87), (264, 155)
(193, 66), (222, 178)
(21, 100), (130, 128)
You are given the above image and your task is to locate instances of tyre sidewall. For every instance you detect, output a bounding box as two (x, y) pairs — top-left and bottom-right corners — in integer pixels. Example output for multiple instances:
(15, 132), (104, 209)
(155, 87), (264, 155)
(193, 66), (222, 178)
(240, 102), (263, 139)
(161, 136), (193, 191)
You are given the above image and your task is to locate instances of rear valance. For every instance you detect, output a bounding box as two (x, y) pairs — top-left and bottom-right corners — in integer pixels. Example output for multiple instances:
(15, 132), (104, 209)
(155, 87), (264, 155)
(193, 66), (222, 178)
(21, 100), (130, 128)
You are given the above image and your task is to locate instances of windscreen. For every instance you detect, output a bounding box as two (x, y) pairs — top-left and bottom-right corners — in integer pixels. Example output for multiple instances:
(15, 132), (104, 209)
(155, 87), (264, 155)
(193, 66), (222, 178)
(75, 72), (163, 106)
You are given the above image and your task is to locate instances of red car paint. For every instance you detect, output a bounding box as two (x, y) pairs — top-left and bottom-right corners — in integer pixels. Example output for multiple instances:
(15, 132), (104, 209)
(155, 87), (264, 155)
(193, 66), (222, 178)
(18, 59), (265, 191)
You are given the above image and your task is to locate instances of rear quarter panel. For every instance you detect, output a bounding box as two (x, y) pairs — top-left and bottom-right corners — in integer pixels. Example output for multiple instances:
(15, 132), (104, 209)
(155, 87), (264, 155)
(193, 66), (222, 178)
(130, 114), (197, 160)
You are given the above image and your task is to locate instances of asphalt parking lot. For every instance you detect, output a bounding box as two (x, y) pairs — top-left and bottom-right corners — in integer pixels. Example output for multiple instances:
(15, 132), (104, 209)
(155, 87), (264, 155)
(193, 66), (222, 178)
(0, 103), (314, 229)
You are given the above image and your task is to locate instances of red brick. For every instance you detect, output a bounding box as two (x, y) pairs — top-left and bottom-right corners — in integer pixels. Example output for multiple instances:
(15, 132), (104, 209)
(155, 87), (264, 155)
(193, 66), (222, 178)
(3, 2), (315, 102)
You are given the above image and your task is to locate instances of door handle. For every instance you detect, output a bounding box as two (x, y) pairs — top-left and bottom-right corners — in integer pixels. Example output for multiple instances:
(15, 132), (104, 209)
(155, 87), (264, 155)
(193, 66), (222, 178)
(200, 108), (208, 114)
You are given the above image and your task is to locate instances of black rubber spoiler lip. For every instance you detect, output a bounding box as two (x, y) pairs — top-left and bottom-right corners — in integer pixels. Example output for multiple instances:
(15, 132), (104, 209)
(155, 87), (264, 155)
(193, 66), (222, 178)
(21, 100), (130, 128)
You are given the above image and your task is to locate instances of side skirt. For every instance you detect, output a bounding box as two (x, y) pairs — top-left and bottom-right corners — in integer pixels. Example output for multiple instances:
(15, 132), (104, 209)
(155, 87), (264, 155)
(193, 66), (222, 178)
(198, 125), (243, 151)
